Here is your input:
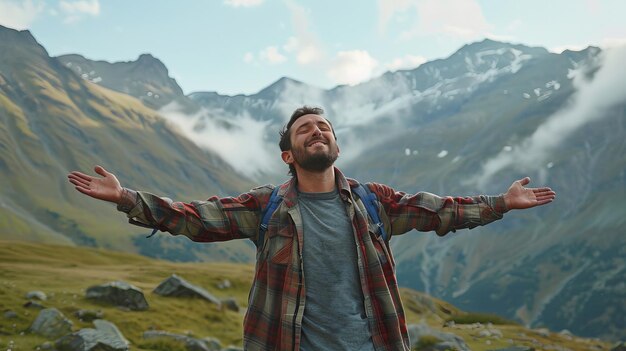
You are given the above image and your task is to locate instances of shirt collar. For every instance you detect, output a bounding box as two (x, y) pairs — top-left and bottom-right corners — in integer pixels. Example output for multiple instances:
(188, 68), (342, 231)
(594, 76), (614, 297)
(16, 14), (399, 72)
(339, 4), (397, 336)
(279, 167), (353, 207)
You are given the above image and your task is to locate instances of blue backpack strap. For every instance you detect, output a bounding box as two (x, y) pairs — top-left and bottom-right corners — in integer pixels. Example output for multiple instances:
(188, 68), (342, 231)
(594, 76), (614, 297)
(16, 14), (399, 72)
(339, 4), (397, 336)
(352, 183), (388, 242)
(256, 186), (282, 248)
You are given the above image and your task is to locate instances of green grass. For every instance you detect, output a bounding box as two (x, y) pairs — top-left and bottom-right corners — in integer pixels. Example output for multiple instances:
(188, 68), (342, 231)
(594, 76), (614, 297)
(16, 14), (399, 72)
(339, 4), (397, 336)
(0, 240), (612, 351)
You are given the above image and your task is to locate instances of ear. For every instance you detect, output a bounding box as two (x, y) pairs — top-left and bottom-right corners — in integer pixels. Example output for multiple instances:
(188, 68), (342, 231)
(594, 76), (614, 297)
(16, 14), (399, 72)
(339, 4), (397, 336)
(281, 150), (293, 164)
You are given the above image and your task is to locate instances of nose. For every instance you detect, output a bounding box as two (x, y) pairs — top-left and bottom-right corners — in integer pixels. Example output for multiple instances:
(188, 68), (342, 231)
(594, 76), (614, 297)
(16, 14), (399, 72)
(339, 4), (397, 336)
(311, 125), (322, 136)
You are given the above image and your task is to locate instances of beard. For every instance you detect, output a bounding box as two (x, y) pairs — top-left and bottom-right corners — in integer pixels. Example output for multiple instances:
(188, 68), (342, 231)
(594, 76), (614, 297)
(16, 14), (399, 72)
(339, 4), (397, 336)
(291, 141), (339, 173)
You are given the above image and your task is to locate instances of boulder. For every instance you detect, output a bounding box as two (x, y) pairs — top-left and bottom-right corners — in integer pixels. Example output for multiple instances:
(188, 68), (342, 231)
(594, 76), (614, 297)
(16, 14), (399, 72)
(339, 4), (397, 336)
(26, 290), (47, 301)
(30, 308), (73, 338)
(4, 310), (17, 319)
(153, 274), (220, 306)
(408, 323), (470, 351)
(86, 281), (148, 311)
(24, 300), (46, 309)
(143, 330), (221, 351)
(55, 319), (129, 351)
(217, 279), (231, 289)
(221, 298), (240, 313)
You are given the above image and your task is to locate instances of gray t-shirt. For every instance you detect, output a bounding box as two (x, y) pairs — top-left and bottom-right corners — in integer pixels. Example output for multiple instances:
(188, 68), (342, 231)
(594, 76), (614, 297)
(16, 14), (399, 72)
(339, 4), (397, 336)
(298, 189), (375, 351)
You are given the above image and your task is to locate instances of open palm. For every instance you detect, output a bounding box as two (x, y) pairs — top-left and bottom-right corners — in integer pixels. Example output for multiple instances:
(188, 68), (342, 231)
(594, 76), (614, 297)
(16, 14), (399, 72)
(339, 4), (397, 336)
(504, 177), (556, 210)
(67, 165), (123, 204)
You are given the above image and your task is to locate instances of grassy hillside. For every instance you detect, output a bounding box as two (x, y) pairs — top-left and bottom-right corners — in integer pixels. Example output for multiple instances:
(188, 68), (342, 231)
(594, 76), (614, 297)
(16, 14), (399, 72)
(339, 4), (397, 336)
(0, 241), (612, 351)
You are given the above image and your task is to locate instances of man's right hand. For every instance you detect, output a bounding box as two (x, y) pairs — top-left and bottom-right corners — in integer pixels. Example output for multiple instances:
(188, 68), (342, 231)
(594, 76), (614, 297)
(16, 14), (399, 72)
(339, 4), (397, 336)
(67, 165), (123, 204)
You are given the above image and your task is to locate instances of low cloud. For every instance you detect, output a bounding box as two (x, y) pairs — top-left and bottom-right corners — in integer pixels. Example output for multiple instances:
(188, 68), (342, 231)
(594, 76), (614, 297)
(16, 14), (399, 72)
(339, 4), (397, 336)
(0, 0), (44, 30)
(158, 102), (280, 178)
(469, 46), (626, 189)
(223, 0), (264, 7)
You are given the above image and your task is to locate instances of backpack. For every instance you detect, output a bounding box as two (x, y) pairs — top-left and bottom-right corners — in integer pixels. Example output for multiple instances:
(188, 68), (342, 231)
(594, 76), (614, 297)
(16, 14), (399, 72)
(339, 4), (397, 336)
(254, 182), (388, 248)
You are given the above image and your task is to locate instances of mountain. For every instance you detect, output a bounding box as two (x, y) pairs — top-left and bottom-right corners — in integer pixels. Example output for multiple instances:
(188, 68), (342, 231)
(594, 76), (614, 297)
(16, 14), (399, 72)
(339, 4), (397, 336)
(1, 24), (624, 342)
(155, 40), (626, 341)
(0, 25), (255, 263)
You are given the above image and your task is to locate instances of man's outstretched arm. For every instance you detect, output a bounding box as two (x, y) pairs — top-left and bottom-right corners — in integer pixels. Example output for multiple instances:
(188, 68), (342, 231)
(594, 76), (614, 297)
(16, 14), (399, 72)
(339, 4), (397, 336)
(369, 177), (556, 237)
(67, 165), (265, 242)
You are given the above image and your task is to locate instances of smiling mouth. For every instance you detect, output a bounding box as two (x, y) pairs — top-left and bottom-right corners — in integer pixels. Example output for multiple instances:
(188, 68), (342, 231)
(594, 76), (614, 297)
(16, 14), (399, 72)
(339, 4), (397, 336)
(307, 140), (327, 147)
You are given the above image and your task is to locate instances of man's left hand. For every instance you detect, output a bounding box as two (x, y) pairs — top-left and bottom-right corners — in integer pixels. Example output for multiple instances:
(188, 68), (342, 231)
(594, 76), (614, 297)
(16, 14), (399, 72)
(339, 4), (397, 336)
(503, 177), (556, 210)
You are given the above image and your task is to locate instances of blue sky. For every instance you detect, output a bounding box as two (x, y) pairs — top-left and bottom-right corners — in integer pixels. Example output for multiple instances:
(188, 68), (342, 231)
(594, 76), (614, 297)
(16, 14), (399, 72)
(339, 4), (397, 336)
(1, 0), (625, 95)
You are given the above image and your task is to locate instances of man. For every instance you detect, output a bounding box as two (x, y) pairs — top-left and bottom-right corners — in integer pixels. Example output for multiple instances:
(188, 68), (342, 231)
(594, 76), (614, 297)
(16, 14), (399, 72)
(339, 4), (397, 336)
(68, 106), (556, 351)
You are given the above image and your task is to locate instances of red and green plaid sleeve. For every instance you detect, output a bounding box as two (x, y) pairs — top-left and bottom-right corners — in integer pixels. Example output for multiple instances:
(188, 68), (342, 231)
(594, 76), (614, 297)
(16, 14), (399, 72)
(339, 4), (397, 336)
(118, 186), (274, 242)
(367, 183), (508, 237)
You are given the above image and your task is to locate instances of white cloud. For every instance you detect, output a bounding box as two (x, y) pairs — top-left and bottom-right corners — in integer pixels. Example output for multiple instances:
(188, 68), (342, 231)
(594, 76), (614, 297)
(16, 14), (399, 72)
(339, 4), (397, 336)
(59, 0), (100, 23)
(260, 46), (287, 64)
(549, 44), (588, 54)
(243, 52), (255, 63)
(384, 54), (427, 71)
(284, 0), (324, 65)
(601, 38), (626, 49)
(469, 46), (626, 189)
(0, 0), (45, 30)
(327, 50), (379, 86)
(159, 102), (278, 177)
(380, 0), (491, 41)
(224, 0), (264, 7)
(377, 0), (416, 34)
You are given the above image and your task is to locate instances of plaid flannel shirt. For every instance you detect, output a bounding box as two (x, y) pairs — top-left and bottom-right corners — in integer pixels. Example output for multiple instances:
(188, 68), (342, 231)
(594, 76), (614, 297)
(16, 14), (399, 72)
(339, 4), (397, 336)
(119, 168), (507, 351)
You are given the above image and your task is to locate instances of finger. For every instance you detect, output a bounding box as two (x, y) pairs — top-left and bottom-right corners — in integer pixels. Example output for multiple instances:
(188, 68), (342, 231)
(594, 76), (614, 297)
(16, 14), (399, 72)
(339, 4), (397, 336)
(68, 171), (94, 182)
(68, 177), (91, 188)
(518, 177), (530, 186)
(94, 165), (109, 177)
(535, 198), (554, 206)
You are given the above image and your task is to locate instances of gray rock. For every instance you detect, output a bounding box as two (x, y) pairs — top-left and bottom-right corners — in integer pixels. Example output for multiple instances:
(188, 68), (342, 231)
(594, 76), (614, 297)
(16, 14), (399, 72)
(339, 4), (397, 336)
(221, 298), (239, 312)
(4, 310), (18, 318)
(143, 330), (221, 351)
(30, 308), (73, 338)
(407, 323), (470, 351)
(217, 279), (231, 289)
(533, 328), (550, 337)
(55, 319), (129, 351)
(40, 341), (54, 350)
(611, 342), (626, 351)
(153, 274), (220, 306)
(26, 291), (47, 301)
(86, 281), (148, 311)
(75, 309), (104, 322)
(24, 300), (46, 309)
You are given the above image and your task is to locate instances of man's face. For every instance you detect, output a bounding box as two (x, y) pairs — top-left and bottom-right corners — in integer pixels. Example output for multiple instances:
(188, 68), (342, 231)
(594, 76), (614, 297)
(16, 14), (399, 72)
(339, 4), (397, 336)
(285, 114), (339, 173)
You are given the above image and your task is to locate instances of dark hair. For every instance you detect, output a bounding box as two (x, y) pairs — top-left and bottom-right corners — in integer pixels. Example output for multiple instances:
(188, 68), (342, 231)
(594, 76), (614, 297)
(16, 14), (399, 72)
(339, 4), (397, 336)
(279, 106), (337, 176)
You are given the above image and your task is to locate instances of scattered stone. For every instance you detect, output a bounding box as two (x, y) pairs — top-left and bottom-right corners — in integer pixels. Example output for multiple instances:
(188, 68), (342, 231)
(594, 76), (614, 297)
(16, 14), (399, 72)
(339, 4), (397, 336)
(611, 341), (626, 351)
(407, 323), (470, 351)
(443, 320), (456, 328)
(24, 300), (46, 309)
(86, 281), (149, 311)
(479, 330), (492, 338)
(534, 328), (550, 337)
(217, 279), (232, 289)
(221, 298), (240, 313)
(74, 309), (104, 322)
(4, 310), (18, 319)
(26, 291), (47, 301)
(30, 308), (73, 338)
(40, 341), (54, 350)
(153, 274), (221, 307)
(55, 319), (129, 351)
(143, 330), (221, 351)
